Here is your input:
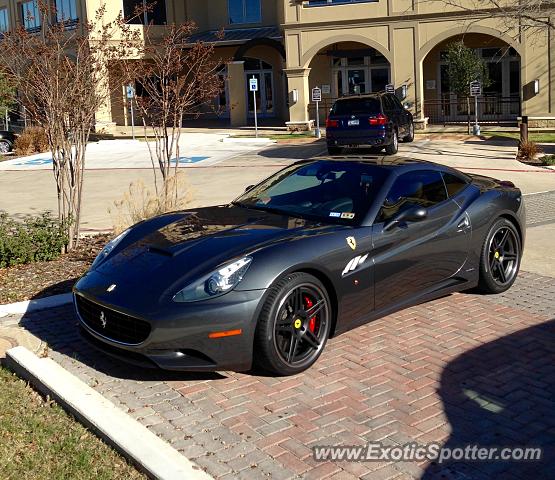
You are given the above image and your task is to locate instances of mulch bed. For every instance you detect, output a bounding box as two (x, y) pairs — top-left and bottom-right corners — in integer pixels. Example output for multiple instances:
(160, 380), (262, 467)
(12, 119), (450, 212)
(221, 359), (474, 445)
(0, 234), (110, 304)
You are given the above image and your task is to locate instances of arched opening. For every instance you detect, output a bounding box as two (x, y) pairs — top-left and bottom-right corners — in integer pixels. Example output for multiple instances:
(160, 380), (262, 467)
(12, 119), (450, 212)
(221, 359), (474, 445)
(421, 34), (521, 125)
(306, 41), (392, 122)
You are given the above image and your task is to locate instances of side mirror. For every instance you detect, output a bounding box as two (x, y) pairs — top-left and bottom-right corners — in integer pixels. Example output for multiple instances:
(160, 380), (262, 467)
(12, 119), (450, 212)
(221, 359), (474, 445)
(245, 185), (255, 192)
(383, 206), (427, 231)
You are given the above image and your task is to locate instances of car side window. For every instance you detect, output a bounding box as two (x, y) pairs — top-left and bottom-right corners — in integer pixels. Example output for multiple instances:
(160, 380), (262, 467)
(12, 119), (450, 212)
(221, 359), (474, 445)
(392, 95), (404, 111)
(378, 170), (448, 222)
(382, 95), (393, 111)
(442, 172), (469, 198)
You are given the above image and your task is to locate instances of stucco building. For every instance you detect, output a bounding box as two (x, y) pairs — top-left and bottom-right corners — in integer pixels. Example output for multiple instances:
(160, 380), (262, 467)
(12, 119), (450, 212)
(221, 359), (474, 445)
(0, 0), (553, 130)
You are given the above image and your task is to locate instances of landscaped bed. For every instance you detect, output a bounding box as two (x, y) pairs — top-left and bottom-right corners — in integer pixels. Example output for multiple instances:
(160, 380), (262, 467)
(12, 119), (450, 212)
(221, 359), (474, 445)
(0, 234), (109, 304)
(0, 366), (144, 479)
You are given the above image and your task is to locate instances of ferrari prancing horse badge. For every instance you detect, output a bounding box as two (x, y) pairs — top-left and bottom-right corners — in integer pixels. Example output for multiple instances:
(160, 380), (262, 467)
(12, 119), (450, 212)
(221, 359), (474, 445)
(346, 237), (356, 250)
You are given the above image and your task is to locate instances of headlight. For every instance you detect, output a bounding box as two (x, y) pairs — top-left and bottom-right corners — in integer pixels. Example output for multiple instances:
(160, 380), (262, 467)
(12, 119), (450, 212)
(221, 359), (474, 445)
(173, 256), (252, 303)
(91, 229), (130, 270)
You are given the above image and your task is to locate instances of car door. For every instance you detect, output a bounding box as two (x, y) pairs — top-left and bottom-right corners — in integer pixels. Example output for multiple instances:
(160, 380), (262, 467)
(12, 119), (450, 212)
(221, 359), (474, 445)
(391, 95), (411, 136)
(371, 169), (471, 310)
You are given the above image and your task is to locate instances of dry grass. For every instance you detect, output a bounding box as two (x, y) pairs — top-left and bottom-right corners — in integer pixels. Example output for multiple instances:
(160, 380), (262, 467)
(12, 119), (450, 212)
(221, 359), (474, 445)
(14, 127), (49, 156)
(109, 172), (194, 234)
(518, 140), (542, 162)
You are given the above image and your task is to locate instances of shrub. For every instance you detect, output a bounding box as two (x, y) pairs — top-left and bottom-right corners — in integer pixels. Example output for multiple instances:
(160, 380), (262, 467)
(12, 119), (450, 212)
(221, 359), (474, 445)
(518, 141), (541, 162)
(540, 154), (555, 166)
(109, 173), (194, 234)
(0, 212), (68, 268)
(14, 127), (49, 156)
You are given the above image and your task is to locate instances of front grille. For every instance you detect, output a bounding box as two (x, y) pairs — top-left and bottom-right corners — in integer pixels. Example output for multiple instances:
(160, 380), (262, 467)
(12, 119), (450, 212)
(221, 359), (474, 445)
(75, 295), (151, 345)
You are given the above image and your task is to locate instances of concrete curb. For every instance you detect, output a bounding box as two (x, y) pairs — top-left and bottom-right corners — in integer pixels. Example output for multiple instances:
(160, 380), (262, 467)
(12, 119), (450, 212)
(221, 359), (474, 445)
(0, 293), (73, 318)
(221, 137), (276, 144)
(5, 346), (213, 480)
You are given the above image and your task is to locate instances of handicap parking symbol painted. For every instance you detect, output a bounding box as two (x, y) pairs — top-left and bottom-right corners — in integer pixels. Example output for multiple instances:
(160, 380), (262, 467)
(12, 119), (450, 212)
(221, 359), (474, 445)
(13, 157), (53, 166)
(172, 156), (209, 164)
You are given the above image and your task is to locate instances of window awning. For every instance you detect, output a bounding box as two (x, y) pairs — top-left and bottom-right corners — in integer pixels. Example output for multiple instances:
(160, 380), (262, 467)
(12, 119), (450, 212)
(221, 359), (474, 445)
(187, 26), (282, 46)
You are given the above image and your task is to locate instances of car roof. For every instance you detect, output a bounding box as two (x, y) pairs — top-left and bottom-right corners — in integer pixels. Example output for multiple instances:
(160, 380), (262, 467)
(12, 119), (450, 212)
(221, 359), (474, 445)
(299, 155), (434, 169)
(333, 94), (385, 102)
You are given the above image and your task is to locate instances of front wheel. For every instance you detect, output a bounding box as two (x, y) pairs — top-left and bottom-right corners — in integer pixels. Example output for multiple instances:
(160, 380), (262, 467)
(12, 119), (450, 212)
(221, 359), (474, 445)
(478, 218), (521, 294)
(384, 129), (398, 155)
(254, 272), (332, 376)
(403, 122), (414, 143)
(0, 140), (10, 154)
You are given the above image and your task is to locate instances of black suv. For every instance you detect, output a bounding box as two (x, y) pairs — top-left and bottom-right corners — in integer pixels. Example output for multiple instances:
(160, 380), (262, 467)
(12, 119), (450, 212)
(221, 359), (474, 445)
(0, 130), (16, 154)
(325, 93), (414, 155)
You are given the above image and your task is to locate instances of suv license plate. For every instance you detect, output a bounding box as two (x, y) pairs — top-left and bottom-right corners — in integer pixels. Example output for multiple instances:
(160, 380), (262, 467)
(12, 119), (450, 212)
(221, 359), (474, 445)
(348, 119), (359, 126)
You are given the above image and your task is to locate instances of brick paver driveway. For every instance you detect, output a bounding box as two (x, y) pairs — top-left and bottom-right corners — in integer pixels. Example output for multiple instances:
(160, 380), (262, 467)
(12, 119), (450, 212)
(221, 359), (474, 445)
(16, 270), (554, 480)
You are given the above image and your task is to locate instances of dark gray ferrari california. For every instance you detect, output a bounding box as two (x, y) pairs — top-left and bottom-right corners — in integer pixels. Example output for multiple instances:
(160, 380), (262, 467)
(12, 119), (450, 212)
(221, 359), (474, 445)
(74, 157), (525, 376)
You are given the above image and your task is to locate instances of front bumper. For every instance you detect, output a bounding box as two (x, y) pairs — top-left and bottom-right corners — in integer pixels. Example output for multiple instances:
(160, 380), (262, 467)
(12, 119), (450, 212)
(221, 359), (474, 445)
(73, 288), (266, 372)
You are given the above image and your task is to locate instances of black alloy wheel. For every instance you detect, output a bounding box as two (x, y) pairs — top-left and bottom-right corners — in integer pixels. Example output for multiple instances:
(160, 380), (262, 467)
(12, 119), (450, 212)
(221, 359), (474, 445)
(479, 218), (521, 293)
(254, 273), (331, 375)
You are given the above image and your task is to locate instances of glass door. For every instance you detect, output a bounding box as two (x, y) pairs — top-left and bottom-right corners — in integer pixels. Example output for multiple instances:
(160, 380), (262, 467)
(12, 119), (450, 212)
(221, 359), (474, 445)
(245, 70), (275, 118)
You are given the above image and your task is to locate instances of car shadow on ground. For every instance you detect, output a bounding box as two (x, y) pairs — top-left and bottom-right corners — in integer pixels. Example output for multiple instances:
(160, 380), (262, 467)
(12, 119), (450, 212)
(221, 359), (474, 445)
(422, 319), (555, 479)
(19, 281), (226, 382)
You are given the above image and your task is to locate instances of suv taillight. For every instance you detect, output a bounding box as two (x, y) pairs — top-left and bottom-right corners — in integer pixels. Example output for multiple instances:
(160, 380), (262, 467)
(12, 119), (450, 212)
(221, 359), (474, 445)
(369, 113), (388, 126)
(326, 118), (339, 128)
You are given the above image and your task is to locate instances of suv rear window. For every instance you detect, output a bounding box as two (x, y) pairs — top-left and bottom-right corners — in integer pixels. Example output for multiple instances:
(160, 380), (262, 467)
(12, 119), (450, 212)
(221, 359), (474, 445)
(331, 98), (381, 115)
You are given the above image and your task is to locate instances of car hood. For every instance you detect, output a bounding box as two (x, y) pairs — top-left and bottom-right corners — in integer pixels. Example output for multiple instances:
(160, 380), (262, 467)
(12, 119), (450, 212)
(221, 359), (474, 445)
(82, 205), (329, 305)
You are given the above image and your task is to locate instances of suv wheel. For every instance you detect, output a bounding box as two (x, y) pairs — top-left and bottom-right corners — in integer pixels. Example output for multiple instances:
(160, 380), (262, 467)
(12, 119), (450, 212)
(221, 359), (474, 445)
(0, 140), (10, 154)
(385, 129), (398, 155)
(403, 122), (414, 143)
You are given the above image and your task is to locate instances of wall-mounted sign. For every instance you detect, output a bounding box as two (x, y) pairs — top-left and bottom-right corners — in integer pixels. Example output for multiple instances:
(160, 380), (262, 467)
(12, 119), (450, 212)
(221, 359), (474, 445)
(426, 80), (436, 90)
(321, 84), (331, 95)
(385, 84), (395, 94)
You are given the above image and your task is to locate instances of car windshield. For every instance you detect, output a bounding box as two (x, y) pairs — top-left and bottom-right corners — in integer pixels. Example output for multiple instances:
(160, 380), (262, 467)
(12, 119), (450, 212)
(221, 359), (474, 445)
(331, 98), (381, 115)
(233, 161), (389, 224)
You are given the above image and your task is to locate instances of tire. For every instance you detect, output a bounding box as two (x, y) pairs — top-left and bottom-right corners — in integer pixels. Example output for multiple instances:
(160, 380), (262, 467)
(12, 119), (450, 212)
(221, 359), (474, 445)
(478, 218), (521, 294)
(254, 272), (332, 376)
(0, 140), (10, 154)
(384, 129), (398, 155)
(402, 121), (414, 143)
(327, 146), (343, 155)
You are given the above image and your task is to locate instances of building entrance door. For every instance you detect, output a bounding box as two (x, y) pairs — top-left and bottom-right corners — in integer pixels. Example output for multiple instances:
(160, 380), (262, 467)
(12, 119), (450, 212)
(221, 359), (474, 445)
(244, 58), (275, 118)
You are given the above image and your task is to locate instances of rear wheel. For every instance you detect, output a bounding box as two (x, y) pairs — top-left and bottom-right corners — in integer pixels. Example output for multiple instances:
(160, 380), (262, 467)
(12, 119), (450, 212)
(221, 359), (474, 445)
(478, 218), (521, 294)
(327, 146), (343, 155)
(254, 273), (331, 376)
(0, 140), (10, 154)
(403, 121), (414, 143)
(384, 129), (398, 155)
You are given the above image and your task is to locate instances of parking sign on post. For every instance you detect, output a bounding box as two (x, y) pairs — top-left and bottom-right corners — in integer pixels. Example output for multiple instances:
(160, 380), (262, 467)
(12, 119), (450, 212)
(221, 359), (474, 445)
(470, 80), (482, 135)
(312, 87), (322, 139)
(126, 84), (136, 140)
(385, 84), (395, 94)
(249, 77), (259, 137)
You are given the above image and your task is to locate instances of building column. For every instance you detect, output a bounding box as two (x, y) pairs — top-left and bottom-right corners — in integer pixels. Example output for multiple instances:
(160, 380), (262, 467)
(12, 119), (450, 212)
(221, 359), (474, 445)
(227, 61), (247, 127)
(94, 63), (117, 134)
(284, 67), (311, 131)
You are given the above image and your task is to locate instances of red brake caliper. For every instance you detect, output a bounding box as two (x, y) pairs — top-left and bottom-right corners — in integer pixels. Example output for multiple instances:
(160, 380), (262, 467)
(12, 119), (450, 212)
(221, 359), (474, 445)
(304, 296), (316, 333)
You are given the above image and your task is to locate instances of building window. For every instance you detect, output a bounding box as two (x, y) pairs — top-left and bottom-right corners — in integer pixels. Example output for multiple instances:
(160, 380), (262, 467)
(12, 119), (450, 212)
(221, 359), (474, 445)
(332, 53), (390, 96)
(306, 0), (378, 6)
(0, 7), (8, 33)
(123, 0), (167, 25)
(20, 0), (41, 32)
(228, 0), (261, 25)
(56, 0), (78, 24)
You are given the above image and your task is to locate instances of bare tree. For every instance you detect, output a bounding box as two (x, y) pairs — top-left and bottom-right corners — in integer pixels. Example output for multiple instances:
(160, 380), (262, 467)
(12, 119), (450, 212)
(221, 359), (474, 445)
(119, 22), (224, 207)
(431, 0), (555, 35)
(0, 3), (138, 249)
